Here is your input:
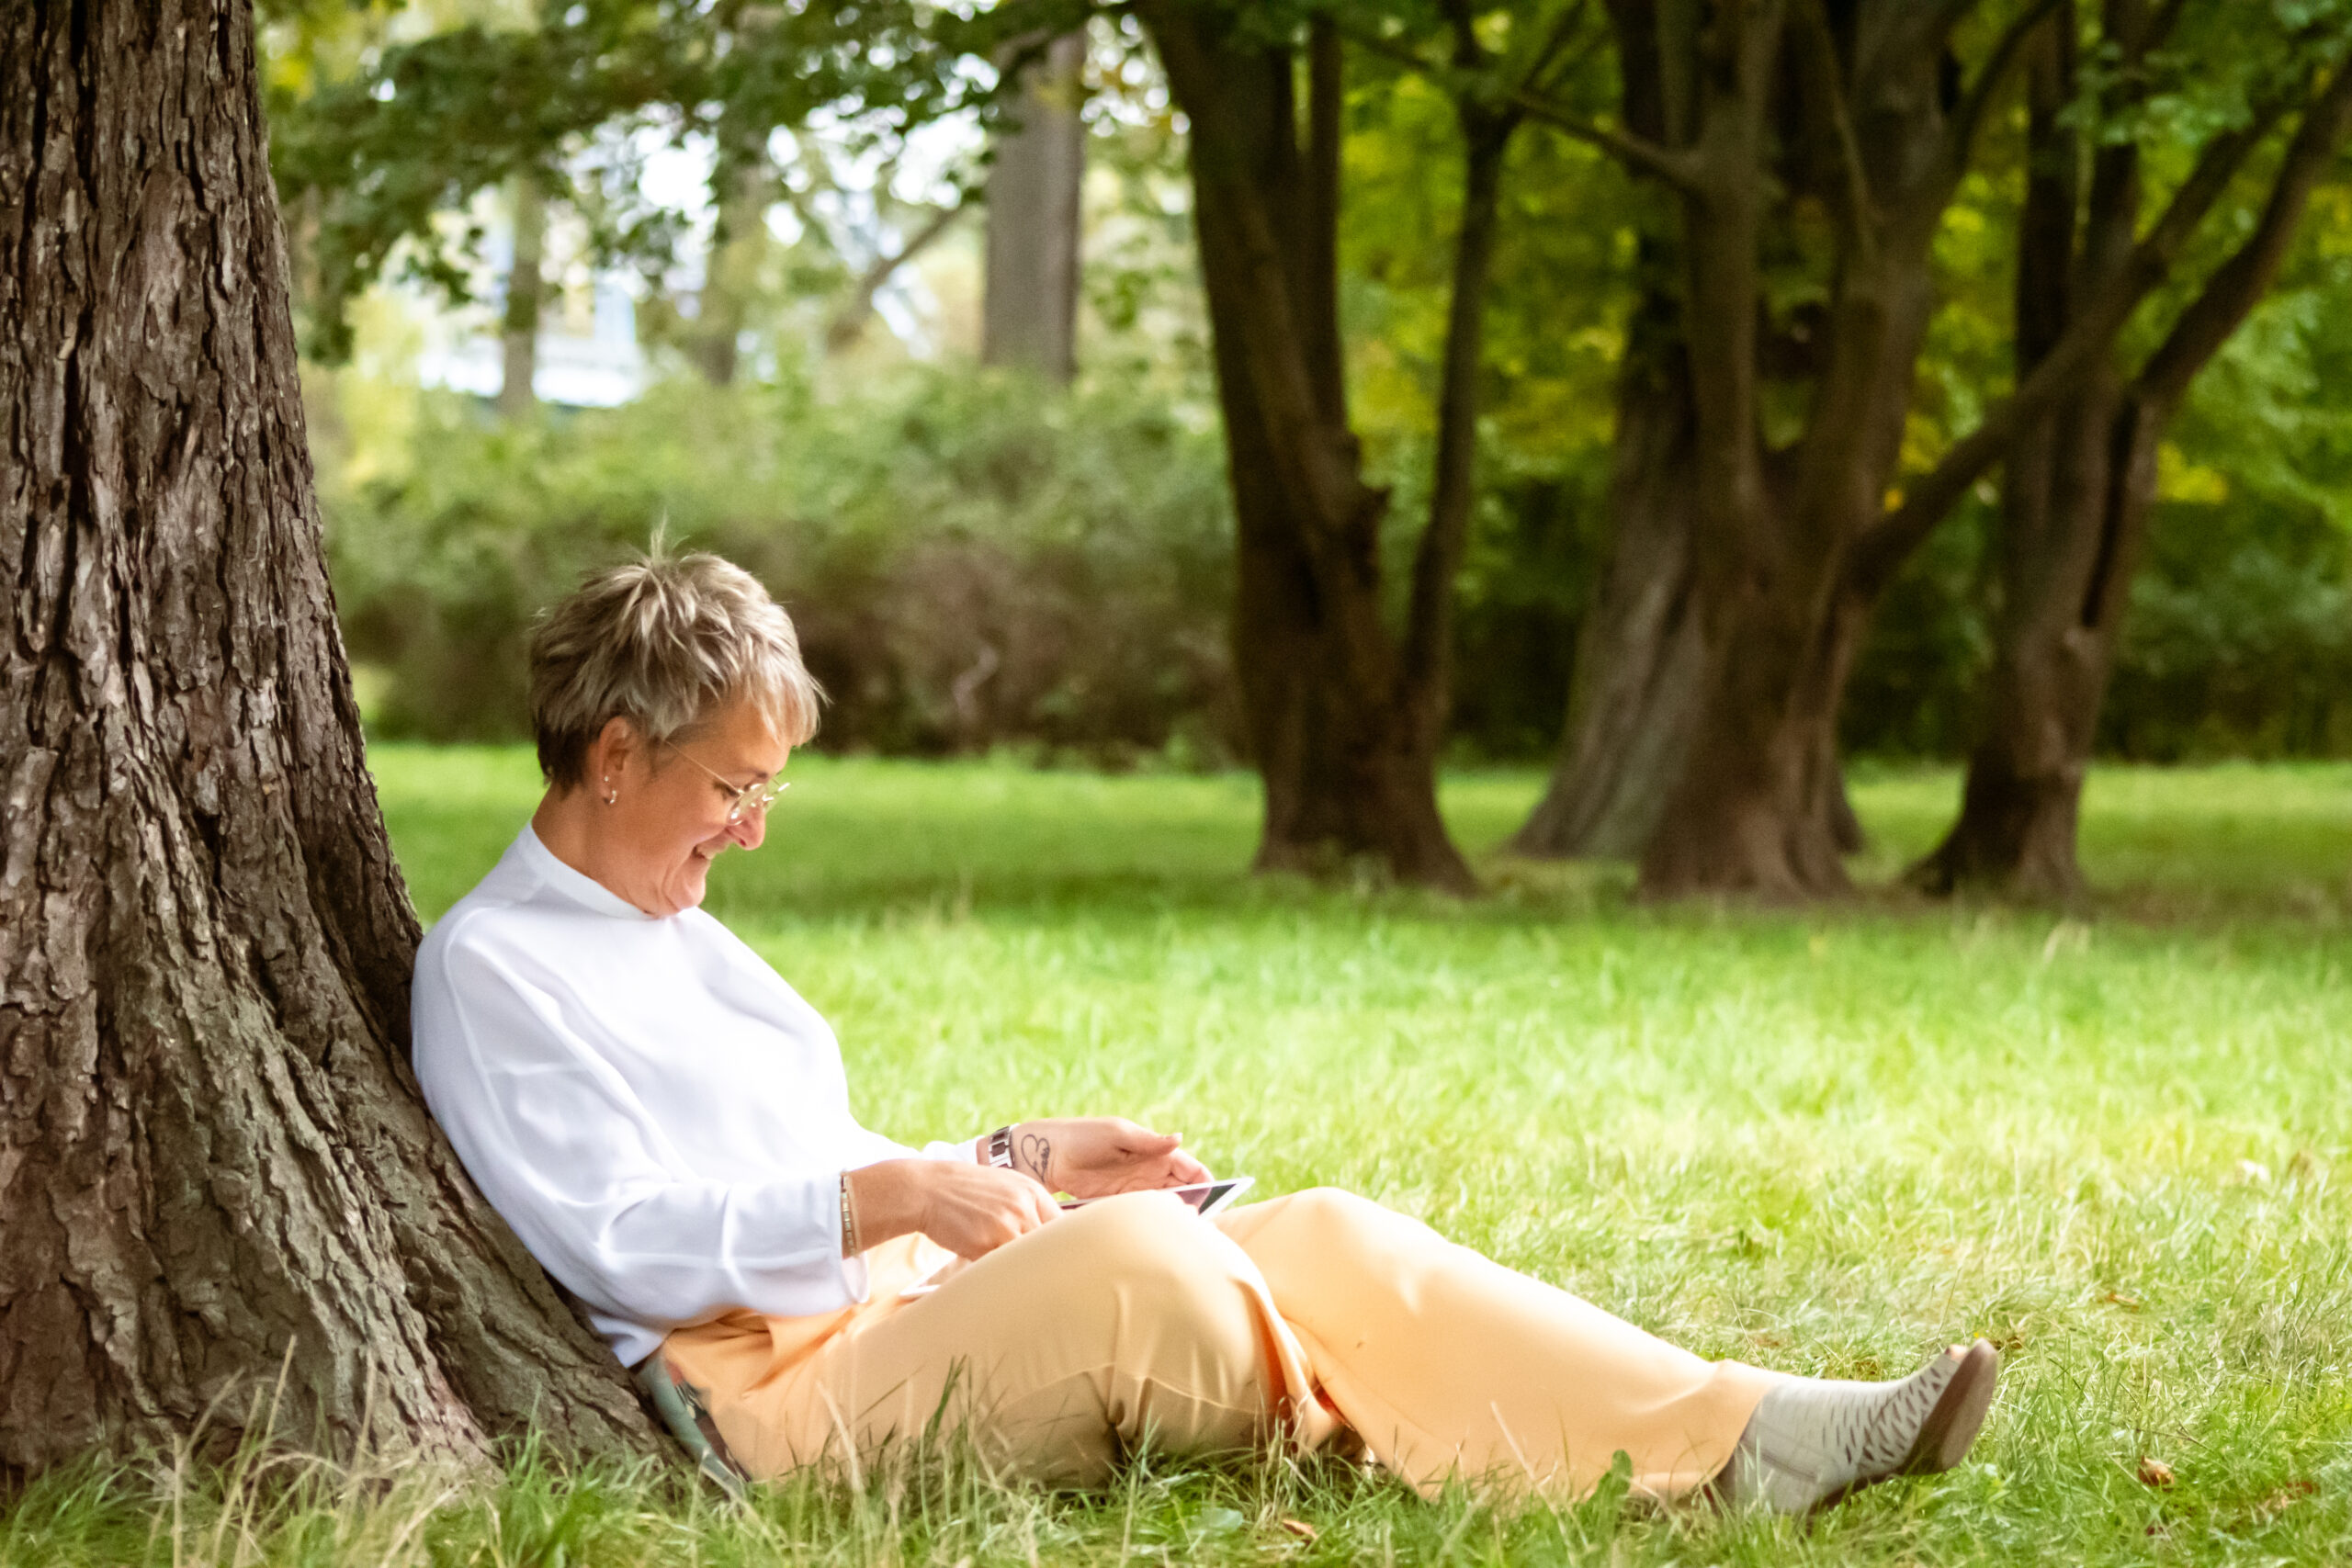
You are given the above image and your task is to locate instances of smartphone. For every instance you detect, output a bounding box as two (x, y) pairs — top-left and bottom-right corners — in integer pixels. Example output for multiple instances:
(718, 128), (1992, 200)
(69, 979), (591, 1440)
(1057, 1176), (1254, 1218)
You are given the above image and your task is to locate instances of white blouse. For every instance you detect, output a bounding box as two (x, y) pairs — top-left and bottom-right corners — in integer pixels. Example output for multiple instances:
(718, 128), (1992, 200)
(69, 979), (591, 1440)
(411, 826), (978, 1365)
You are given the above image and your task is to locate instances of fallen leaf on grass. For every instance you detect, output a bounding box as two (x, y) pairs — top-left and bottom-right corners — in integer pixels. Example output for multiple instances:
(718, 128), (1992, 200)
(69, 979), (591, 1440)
(2138, 1457), (2176, 1487)
(2257, 1480), (2318, 1516)
(1278, 1518), (1319, 1542)
(2101, 1291), (2143, 1310)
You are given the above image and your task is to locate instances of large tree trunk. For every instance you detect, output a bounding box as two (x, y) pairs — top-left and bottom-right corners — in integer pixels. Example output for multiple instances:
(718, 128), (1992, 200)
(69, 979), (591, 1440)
(1913, 382), (2151, 899)
(499, 173), (545, 418)
(1912, 13), (2104, 899)
(1509, 278), (1710, 859)
(1142, 6), (1477, 892)
(1510, 0), (1712, 862)
(1634, 0), (2032, 897)
(1914, 25), (2352, 898)
(0, 0), (656, 1477)
(981, 32), (1086, 384)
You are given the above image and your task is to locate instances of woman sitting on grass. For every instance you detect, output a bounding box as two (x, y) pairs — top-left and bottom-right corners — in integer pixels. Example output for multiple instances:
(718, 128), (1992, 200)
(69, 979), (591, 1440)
(411, 549), (1999, 1513)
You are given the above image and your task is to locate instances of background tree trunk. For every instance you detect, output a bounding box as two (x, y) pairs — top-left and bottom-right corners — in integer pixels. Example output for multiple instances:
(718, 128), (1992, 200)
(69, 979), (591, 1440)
(1511, 0), (1705, 862)
(499, 174), (545, 417)
(1914, 381), (2143, 900)
(1634, 0), (2032, 897)
(1142, 5), (1476, 892)
(1915, 32), (2352, 897)
(1509, 271), (1710, 859)
(687, 150), (774, 388)
(0, 0), (656, 1477)
(981, 32), (1086, 384)
(1507, 0), (1851, 869)
(1912, 11), (2103, 898)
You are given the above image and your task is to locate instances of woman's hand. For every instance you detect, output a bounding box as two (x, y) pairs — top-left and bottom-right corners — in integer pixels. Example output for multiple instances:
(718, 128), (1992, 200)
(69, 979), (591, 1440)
(1006, 1117), (1210, 1199)
(847, 1159), (1060, 1261)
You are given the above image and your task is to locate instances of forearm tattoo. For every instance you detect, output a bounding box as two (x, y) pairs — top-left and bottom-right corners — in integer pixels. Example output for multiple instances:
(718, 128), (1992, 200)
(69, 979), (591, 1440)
(1017, 1133), (1054, 1188)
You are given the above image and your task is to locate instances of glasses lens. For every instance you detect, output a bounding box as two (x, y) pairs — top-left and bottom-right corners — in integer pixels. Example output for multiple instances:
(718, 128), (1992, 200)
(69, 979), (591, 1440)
(729, 781), (789, 825)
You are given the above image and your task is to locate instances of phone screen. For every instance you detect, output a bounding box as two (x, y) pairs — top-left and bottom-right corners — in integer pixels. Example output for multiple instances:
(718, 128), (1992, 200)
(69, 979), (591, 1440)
(1058, 1176), (1253, 1217)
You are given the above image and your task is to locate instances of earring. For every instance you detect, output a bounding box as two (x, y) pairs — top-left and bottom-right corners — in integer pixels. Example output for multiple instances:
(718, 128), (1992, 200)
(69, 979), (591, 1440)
(603, 773), (618, 807)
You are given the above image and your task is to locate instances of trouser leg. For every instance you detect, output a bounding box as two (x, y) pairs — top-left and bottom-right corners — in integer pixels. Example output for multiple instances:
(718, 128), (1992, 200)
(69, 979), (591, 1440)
(662, 1192), (1332, 1486)
(1216, 1188), (1774, 1499)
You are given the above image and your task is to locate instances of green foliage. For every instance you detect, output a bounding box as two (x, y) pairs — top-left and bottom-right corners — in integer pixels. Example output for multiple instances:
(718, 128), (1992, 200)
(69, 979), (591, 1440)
(273, 0), (2352, 770)
(2106, 248), (2352, 759)
(1335, 28), (1641, 761)
(265, 0), (1002, 358)
(325, 368), (1238, 762)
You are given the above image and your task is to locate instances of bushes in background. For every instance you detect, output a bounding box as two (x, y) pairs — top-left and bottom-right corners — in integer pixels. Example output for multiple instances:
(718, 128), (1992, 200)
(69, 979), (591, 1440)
(326, 369), (1239, 765)
(324, 366), (2352, 767)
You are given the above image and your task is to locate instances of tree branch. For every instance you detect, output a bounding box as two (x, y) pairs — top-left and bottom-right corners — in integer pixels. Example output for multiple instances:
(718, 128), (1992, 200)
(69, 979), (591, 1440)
(1340, 22), (1452, 85)
(1795, 0), (1876, 264)
(1849, 82), (2294, 592)
(1510, 86), (1707, 186)
(1941, 0), (2066, 183)
(2144, 0), (2194, 56)
(1340, 16), (1702, 187)
(2134, 52), (2352, 411)
(1303, 13), (1350, 425)
(822, 195), (970, 353)
(1442, 0), (1481, 67)
(1521, 0), (1599, 89)
(1400, 118), (1515, 727)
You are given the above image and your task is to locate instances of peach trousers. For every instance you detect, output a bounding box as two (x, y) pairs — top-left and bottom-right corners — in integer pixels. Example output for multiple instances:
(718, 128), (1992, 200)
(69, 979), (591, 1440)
(658, 1188), (1774, 1500)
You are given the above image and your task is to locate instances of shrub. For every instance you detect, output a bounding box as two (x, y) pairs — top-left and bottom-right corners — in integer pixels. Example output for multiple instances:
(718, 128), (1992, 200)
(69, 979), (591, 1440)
(325, 368), (1241, 765)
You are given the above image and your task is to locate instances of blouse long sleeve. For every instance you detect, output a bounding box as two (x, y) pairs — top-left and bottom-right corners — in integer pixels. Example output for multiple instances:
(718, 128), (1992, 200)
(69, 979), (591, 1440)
(422, 939), (865, 1338)
(410, 826), (980, 1366)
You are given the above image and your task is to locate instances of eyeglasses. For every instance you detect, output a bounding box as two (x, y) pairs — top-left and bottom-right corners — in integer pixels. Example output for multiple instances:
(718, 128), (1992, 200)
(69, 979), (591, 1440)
(661, 738), (790, 825)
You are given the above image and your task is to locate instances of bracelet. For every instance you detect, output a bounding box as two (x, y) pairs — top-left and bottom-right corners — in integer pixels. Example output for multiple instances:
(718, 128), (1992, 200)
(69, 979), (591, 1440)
(839, 1171), (862, 1258)
(987, 1125), (1015, 1169)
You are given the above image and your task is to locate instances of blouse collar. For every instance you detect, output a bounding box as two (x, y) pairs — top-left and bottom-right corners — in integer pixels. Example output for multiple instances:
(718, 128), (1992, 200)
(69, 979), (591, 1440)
(514, 824), (661, 921)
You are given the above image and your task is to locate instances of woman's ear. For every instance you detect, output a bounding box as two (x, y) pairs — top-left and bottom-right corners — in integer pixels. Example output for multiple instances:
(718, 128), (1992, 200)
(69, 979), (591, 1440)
(593, 715), (642, 785)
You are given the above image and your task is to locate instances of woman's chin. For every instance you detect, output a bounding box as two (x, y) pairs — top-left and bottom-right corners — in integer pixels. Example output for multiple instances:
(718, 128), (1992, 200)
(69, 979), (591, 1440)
(675, 861), (716, 910)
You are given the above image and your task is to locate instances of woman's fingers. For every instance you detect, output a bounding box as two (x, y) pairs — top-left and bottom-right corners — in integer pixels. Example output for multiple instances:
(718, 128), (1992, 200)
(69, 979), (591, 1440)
(1164, 1147), (1212, 1185)
(918, 1161), (1062, 1258)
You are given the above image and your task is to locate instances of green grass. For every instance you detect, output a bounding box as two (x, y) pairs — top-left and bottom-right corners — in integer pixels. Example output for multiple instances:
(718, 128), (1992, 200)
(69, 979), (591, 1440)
(11, 755), (2352, 1565)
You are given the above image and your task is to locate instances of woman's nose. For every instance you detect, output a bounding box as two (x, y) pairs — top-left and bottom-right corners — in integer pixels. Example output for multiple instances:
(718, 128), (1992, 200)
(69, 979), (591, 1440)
(728, 809), (766, 851)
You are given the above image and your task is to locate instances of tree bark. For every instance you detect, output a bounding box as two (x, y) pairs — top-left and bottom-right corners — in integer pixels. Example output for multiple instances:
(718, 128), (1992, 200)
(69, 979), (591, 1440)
(1634, 0), (2058, 897)
(981, 32), (1086, 384)
(498, 173), (544, 418)
(1512, 0), (1854, 869)
(1141, 5), (1479, 892)
(0, 0), (656, 1477)
(1508, 277), (1711, 859)
(1915, 29), (2352, 897)
(687, 150), (774, 388)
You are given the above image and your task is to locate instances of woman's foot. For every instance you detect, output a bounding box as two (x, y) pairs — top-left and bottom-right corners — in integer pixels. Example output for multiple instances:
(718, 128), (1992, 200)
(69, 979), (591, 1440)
(1716, 1339), (2000, 1515)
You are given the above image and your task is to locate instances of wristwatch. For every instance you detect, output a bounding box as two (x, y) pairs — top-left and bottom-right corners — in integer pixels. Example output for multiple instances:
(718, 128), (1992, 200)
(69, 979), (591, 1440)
(988, 1125), (1015, 1169)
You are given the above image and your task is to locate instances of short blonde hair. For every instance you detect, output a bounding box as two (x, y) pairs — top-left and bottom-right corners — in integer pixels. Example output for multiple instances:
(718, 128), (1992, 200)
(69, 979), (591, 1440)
(528, 550), (822, 789)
